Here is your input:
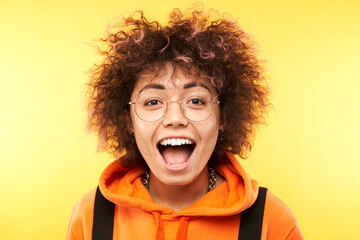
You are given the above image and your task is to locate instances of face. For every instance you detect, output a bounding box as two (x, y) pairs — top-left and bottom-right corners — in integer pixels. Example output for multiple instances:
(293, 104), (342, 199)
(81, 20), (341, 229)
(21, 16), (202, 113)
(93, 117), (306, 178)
(127, 64), (224, 187)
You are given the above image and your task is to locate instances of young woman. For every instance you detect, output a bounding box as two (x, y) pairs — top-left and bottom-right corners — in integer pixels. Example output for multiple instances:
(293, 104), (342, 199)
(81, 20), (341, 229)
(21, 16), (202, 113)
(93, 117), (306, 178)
(67, 6), (304, 240)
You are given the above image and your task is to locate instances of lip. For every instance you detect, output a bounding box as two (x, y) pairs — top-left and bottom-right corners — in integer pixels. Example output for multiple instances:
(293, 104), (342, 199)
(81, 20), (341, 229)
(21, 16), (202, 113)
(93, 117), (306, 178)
(156, 135), (196, 172)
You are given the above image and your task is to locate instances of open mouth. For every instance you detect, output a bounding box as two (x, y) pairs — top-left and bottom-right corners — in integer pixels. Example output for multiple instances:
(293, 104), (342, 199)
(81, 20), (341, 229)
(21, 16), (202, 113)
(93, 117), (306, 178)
(157, 138), (196, 167)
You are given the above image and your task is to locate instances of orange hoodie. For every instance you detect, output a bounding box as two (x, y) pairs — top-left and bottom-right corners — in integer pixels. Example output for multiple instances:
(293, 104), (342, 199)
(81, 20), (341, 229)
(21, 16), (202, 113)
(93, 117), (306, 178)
(66, 152), (304, 240)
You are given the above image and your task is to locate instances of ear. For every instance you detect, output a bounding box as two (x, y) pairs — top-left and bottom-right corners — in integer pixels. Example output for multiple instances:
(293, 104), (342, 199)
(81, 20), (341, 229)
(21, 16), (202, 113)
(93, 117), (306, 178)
(126, 111), (134, 134)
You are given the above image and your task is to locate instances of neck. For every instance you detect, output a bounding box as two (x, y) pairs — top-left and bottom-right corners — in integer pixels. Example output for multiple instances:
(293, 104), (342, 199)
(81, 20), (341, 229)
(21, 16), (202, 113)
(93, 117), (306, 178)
(148, 166), (209, 211)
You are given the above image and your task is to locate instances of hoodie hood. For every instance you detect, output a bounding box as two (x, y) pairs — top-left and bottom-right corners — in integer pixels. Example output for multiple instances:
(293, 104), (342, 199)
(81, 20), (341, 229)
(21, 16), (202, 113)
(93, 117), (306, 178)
(97, 151), (259, 240)
(67, 152), (304, 240)
(99, 151), (259, 217)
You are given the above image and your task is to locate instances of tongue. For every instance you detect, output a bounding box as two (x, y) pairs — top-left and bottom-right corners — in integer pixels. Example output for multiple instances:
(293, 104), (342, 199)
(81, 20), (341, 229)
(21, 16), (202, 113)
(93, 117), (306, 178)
(162, 145), (191, 165)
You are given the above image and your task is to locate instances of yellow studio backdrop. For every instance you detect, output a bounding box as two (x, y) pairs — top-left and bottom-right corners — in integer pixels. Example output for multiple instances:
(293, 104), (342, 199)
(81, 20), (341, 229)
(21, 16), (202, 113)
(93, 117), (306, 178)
(0, 0), (359, 239)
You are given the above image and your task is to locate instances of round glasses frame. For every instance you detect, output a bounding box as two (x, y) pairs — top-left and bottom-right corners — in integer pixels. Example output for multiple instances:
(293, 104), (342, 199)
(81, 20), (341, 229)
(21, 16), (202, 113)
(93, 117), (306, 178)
(128, 92), (220, 122)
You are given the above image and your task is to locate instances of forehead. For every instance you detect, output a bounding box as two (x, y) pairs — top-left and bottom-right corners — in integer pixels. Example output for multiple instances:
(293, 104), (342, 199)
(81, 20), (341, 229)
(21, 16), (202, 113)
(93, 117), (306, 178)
(132, 63), (217, 96)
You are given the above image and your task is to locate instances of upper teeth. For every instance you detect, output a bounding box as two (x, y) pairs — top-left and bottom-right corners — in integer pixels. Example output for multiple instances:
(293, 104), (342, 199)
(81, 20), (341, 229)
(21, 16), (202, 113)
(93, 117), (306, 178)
(159, 138), (194, 146)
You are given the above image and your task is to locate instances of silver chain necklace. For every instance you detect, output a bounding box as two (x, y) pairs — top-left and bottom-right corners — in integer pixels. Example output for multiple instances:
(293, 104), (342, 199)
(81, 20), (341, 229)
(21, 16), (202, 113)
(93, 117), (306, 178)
(142, 165), (217, 193)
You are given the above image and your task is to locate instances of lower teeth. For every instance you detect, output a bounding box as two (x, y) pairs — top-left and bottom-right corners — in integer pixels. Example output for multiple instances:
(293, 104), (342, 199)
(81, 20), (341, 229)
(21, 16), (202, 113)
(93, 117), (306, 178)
(167, 162), (186, 167)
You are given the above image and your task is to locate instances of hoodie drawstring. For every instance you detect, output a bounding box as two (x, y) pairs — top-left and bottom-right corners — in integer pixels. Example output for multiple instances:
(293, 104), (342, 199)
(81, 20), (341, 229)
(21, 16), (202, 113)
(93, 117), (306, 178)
(152, 213), (190, 240)
(175, 216), (190, 240)
(152, 212), (164, 240)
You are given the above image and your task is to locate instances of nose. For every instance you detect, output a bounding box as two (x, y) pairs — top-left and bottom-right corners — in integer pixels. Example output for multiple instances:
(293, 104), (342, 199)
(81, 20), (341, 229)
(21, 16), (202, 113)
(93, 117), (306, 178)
(162, 100), (188, 127)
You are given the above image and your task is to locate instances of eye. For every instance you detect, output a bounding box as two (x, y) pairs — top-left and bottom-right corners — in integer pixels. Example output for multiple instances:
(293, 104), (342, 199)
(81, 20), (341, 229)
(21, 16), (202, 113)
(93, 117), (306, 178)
(188, 98), (205, 105)
(145, 99), (162, 106)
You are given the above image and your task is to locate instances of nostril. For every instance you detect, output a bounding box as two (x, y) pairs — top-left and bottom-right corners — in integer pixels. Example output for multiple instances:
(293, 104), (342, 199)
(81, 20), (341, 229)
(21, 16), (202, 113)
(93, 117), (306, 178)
(162, 104), (188, 126)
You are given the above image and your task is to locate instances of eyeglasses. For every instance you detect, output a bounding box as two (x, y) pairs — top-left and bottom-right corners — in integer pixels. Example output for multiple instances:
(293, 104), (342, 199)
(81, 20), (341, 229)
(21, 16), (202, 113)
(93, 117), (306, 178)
(129, 92), (220, 122)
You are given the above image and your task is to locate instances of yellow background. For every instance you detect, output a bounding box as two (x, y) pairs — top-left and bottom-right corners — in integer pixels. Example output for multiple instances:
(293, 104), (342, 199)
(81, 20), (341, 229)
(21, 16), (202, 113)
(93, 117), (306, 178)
(1, 0), (359, 239)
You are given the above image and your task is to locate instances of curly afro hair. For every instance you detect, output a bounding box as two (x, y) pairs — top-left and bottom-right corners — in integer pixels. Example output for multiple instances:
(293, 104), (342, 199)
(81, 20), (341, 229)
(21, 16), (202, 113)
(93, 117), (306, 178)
(87, 6), (269, 166)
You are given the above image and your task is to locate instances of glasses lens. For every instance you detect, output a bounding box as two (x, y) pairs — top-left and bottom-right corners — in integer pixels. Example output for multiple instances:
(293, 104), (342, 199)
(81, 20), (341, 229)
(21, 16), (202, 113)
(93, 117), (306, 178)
(135, 93), (166, 122)
(182, 92), (213, 121)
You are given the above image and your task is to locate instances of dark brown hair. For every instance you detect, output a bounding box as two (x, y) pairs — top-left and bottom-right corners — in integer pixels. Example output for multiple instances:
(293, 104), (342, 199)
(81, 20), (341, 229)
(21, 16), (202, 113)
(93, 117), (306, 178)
(87, 6), (269, 165)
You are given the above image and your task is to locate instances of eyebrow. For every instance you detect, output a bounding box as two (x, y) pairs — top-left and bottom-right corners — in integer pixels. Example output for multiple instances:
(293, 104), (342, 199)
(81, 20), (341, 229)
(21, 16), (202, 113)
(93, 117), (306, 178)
(183, 82), (211, 92)
(139, 84), (165, 94)
(138, 81), (211, 94)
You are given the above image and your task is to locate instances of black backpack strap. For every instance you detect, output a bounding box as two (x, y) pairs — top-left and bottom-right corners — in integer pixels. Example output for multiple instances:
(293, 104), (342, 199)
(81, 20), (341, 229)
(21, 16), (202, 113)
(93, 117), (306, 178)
(238, 187), (268, 240)
(91, 185), (266, 240)
(92, 186), (115, 240)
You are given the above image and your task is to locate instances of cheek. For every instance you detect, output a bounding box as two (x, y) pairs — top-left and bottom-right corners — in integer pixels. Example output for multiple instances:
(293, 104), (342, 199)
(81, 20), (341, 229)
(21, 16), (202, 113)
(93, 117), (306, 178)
(208, 111), (221, 137)
(208, 124), (220, 144)
(131, 110), (149, 134)
(199, 117), (220, 147)
(131, 114), (158, 159)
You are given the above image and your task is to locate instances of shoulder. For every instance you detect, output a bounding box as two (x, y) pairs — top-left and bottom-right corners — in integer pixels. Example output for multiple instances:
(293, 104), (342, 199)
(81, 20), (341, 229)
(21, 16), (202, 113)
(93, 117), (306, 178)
(66, 188), (97, 240)
(263, 189), (304, 240)
(72, 188), (97, 217)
